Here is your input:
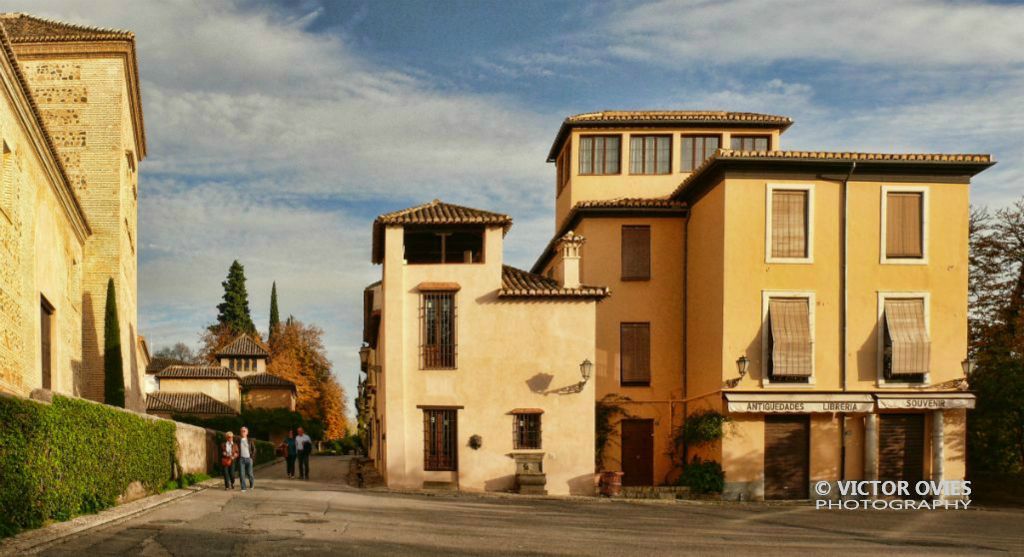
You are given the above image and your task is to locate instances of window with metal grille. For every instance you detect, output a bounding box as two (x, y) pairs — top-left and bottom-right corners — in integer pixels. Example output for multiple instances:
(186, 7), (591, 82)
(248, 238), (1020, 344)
(621, 225), (651, 280)
(513, 412), (542, 449)
(421, 291), (456, 369)
(629, 135), (671, 174)
(423, 408), (457, 471)
(730, 135), (770, 151)
(681, 135), (720, 171)
(579, 135), (621, 175)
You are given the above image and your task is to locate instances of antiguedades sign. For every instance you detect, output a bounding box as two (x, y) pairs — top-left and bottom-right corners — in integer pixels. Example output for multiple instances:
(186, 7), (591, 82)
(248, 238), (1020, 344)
(728, 400), (875, 413)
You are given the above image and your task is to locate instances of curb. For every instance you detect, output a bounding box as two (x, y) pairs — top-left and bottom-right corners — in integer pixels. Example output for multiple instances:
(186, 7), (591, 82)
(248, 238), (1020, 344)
(0, 485), (207, 556)
(0, 460), (283, 555)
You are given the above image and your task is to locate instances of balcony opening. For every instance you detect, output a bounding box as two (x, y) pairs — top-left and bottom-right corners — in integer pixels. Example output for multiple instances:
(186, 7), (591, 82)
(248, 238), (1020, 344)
(404, 226), (484, 264)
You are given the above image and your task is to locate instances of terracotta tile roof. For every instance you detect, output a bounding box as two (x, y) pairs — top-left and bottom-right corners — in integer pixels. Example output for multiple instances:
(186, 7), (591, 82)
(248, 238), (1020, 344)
(0, 13), (134, 42)
(670, 149), (996, 201)
(146, 357), (187, 375)
(500, 265), (609, 299)
(240, 373), (296, 389)
(215, 335), (269, 358)
(156, 365), (239, 380)
(372, 199), (513, 263)
(530, 198), (687, 273)
(548, 110), (793, 161)
(146, 392), (237, 416)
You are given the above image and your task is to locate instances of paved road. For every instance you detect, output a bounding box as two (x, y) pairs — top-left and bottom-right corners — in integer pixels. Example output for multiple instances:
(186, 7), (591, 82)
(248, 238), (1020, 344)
(38, 456), (1024, 556)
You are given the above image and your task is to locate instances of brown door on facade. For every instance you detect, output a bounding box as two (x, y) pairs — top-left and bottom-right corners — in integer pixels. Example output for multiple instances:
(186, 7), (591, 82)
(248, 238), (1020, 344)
(40, 298), (54, 390)
(764, 415), (810, 499)
(423, 408), (458, 471)
(620, 419), (654, 486)
(878, 414), (925, 483)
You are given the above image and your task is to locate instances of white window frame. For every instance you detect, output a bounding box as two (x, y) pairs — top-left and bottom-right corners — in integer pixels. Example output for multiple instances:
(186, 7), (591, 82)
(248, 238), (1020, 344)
(880, 185), (929, 265)
(876, 291), (931, 387)
(765, 183), (814, 264)
(760, 290), (816, 388)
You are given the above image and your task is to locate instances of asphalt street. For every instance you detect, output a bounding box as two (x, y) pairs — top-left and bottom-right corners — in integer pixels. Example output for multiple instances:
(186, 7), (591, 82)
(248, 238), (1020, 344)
(35, 456), (1024, 556)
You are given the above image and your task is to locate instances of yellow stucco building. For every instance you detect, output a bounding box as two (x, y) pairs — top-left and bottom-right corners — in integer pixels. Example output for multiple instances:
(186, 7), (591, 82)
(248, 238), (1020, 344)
(0, 14), (148, 410)
(362, 200), (607, 495)
(531, 111), (992, 498)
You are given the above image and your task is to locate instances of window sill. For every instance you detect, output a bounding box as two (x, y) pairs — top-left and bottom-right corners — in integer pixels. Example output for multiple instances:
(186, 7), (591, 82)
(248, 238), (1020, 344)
(765, 257), (813, 265)
(880, 257), (927, 265)
(619, 382), (651, 388)
(620, 276), (651, 282)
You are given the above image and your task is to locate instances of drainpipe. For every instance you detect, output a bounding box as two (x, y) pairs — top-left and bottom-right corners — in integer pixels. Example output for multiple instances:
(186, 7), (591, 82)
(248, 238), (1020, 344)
(681, 213), (690, 464)
(932, 411), (944, 483)
(839, 162), (855, 482)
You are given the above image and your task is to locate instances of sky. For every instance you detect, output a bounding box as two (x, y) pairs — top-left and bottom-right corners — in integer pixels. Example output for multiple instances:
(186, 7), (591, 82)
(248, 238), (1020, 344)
(14, 0), (1024, 412)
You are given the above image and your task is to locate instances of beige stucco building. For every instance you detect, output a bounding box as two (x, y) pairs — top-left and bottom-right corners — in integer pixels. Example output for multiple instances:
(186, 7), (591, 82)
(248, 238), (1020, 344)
(0, 14), (147, 411)
(531, 110), (992, 498)
(362, 201), (607, 495)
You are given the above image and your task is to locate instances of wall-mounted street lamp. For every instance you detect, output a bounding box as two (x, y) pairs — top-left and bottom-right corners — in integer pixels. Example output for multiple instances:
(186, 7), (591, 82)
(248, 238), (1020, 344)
(725, 355), (750, 388)
(580, 359), (593, 384)
(358, 344), (371, 367)
(961, 357), (975, 377)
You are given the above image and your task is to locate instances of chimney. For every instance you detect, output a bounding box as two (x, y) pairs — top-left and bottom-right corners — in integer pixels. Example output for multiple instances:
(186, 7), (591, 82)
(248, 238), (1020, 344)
(556, 231), (585, 289)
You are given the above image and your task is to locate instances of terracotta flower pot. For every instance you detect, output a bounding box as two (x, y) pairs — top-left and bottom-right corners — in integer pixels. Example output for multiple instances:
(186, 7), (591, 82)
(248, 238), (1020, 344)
(600, 471), (624, 497)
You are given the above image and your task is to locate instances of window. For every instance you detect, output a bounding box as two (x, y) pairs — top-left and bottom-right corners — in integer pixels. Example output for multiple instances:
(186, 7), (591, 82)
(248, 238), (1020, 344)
(40, 297), (54, 390)
(1, 140), (12, 221)
(881, 296), (929, 383)
(421, 291), (456, 369)
(680, 135), (720, 171)
(767, 186), (812, 261)
(884, 190), (925, 260)
(423, 408), (457, 471)
(556, 143), (570, 195)
(730, 135), (770, 151)
(404, 227), (484, 264)
(579, 135), (621, 175)
(767, 298), (813, 383)
(621, 225), (651, 280)
(513, 411), (542, 449)
(620, 322), (651, 386)
(629, 135), (671, 175)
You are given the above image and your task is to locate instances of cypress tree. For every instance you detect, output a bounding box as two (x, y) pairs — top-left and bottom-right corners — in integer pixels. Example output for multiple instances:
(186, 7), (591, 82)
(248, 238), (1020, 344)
(269, 282), (280, 340)
(103, 278), (125, 407)
(214, 260), (257, 335)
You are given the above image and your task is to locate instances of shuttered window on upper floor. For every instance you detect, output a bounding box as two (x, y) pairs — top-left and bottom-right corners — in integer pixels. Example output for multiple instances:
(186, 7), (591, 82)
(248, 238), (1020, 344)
(768, 298), (813, 379)
(883, 298), (929, 380)
(886, 192), (924, 259)
(771, 190), (809, 259)
(621, 225), (651, 280)
(620, 322), (651, 386)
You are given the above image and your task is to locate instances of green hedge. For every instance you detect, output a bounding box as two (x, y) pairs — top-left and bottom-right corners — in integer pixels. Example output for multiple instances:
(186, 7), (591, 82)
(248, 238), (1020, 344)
(0, 395), (176, 538)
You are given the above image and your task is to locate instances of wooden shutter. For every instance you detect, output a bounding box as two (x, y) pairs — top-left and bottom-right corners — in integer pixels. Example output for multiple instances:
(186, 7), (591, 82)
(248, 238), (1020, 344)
(771, 190), (808, 258)
(621, 226), (651, 280)
(886, 192), (923, 258)
(424, 408), (458, 471)
(764, 415), (810, 499)
(878, 414), (925, 483)
(620, 323), (651, 385)
(768, 298), (813, 377)
(884, 298), (930, 375)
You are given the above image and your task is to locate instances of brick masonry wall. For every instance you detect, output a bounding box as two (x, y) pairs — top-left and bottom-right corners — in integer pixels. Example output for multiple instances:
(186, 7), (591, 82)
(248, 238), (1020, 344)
(18, 55), (144, 411)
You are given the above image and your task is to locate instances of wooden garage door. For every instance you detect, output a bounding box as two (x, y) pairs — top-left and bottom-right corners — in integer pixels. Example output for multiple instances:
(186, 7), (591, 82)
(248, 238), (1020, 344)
(879, 414), (925, 483)
(764, 415), (810, 499)
(621, 419), (654, 487)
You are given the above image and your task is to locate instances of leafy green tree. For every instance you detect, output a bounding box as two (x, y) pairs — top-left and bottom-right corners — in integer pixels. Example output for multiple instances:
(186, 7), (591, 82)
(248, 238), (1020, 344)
(269, 282), (280, 340)
(214, 260), (256, 335)
(103, 278), (125, 407)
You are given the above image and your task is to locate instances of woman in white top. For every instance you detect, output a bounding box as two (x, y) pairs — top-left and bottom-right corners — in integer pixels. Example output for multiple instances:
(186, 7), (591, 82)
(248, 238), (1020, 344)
(222, 431), (239, 489)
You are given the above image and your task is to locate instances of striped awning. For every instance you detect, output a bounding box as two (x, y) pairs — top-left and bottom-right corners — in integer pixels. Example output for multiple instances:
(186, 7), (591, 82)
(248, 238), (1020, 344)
(884, 299), (930, 375)
(769, 298), (813, 376)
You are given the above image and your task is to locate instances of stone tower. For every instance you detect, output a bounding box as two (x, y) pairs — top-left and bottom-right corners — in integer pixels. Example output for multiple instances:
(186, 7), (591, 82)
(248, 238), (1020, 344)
(1, 14), (147, 410)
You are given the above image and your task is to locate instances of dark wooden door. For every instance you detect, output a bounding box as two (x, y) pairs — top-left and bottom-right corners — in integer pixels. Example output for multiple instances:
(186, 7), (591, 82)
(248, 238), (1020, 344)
(621, 419), (654, 486)
(764, 415), (810, 499)
(879, 414), (925, 483)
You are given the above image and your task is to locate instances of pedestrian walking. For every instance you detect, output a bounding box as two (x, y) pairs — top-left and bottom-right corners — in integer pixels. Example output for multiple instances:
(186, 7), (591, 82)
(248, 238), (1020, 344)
(295, 427), (312, 480)
(282, 429), (298, 479)
(238, 426), (257, 492)
(221, 431), (238, 490)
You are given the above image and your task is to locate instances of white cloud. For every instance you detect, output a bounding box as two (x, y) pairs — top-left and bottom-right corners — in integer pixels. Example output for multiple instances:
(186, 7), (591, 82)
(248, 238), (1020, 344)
(603, 0), (1024, 67)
